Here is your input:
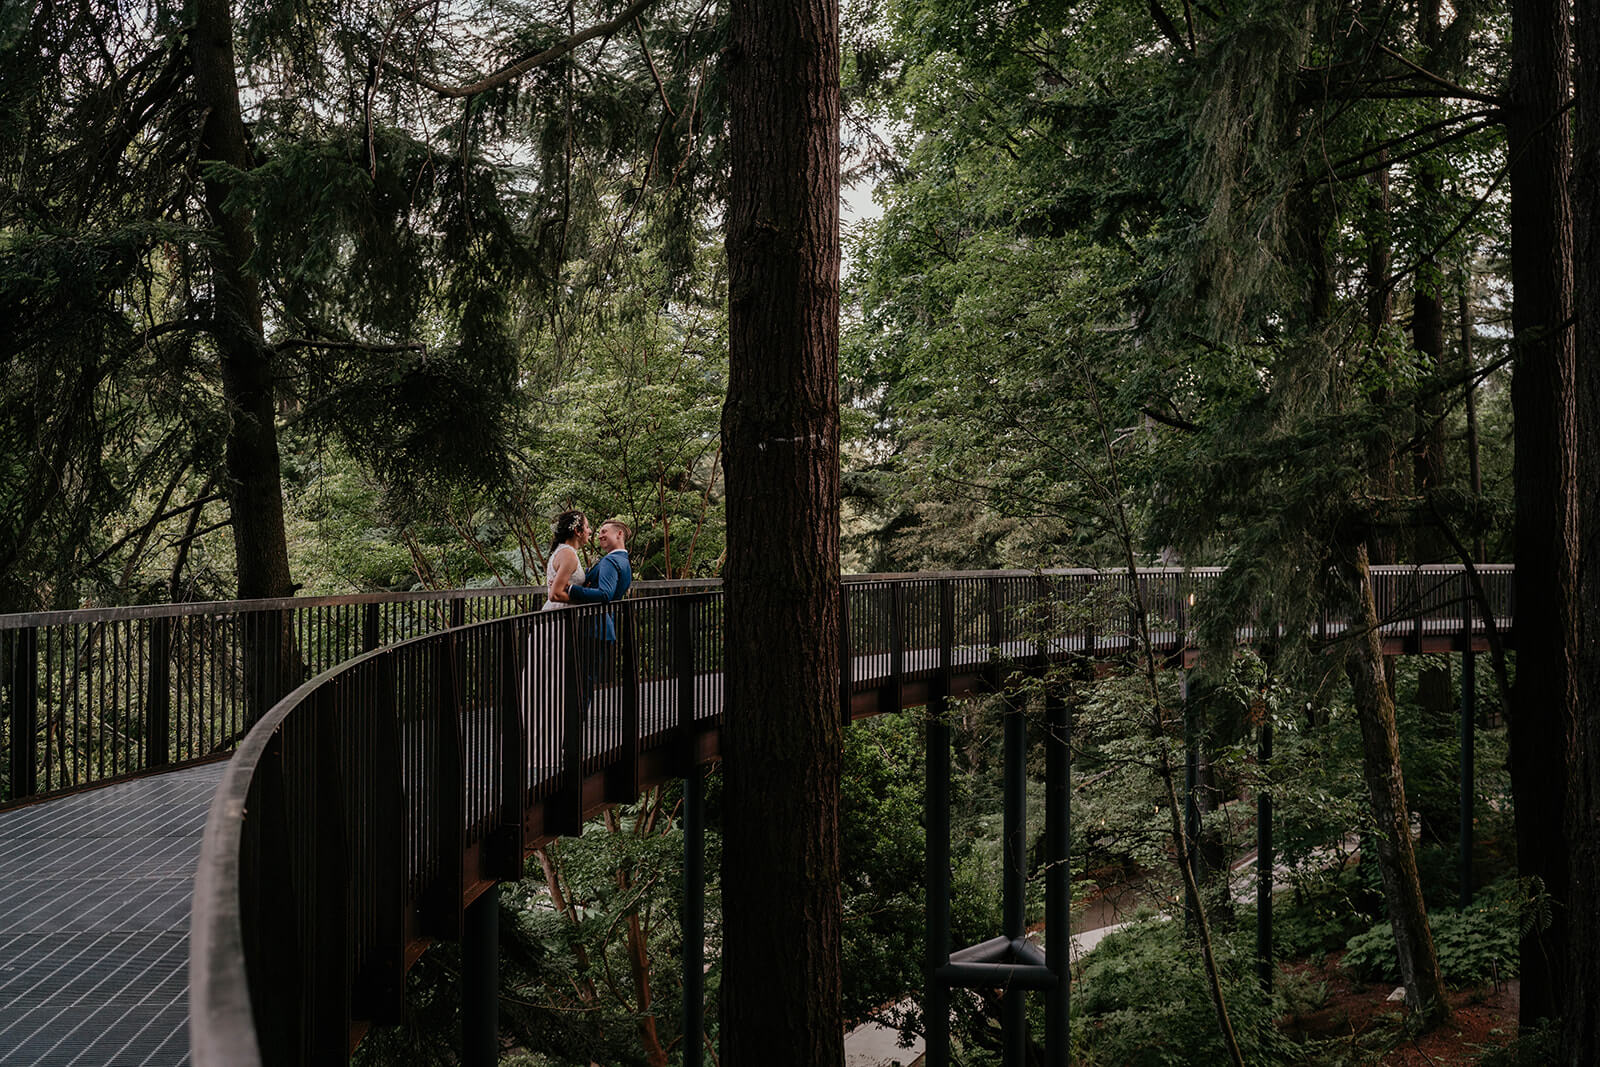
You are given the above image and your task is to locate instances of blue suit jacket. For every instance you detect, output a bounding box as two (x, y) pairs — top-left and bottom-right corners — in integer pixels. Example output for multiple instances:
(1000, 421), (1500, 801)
(566, 550), (633, 640)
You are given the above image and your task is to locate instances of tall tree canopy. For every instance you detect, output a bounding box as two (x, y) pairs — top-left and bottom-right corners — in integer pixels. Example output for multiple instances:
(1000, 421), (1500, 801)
(0, 0), (724, 610)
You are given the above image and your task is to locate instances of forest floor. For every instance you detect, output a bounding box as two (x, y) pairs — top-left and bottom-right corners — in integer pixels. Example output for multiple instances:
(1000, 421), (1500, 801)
(1278, 952), (1519, 1065)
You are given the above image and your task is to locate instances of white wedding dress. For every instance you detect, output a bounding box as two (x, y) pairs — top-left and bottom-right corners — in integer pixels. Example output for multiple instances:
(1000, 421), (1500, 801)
(541, 542), (585, 610)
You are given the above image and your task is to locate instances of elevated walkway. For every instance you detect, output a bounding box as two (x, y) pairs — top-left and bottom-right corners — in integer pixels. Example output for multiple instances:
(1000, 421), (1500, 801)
(0, 764), (222, 1066)
(0, 566), (1515, 1065)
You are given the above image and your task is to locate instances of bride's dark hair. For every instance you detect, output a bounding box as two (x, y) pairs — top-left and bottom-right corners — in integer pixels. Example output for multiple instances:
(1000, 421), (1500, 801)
(549, 510), (587, 556)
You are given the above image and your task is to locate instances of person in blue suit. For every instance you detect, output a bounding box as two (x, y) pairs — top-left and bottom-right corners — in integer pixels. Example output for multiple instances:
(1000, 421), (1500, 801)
(564, 518), (633, 706)
(565, 518), (633, 627)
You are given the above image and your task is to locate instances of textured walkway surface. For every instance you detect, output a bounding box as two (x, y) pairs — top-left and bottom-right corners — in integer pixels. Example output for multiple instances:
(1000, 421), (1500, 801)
(0, 763), (223, 1066)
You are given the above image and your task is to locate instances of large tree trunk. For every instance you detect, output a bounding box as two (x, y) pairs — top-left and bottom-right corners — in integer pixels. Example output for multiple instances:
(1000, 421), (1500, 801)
(718, 0), (844, 1061)
(1565, 3), (1600, 1061)
(1410, 0), (1447, 562)
(1507, 0), (1577, 1031)
(1366, 159), (1400, 568)
(1343, 543), (1450, 1028)
(191, 0), (295, 604)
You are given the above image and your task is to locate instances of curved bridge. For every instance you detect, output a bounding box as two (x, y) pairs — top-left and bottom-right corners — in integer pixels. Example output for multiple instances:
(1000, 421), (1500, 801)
(0, 566), (1513, 1065)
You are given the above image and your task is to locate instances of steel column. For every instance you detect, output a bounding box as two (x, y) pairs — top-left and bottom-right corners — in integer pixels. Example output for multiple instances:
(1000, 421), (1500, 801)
(1002, 695), (1026, 1065)
(924, 581), (954, 1067)
(1459, 647), (1476, 907)
(462, 884), (499, 1067)
(1257, 712), (1274, 991)
(1183, 670), (1200, 922)
(1044, 686), (1070, 1067)
(682, 764), (705, 1067)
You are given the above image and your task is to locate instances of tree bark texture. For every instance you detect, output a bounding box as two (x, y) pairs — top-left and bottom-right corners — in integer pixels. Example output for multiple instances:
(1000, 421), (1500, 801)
(1507, 0), (1576, 1030)
(1343, 543), (1450, 1028)
(1365, 160), (1400, 567)
(192, 0), (295, 603)
(1566, 1), (1600, 1059)
(1411, 0), (1447, 561)
(718, 0), (843, 1062)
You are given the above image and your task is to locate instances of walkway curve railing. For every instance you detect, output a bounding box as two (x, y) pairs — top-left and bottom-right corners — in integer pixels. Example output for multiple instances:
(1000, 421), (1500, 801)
(187, 565), (1514, 1065)
(0, 580), (717, 808)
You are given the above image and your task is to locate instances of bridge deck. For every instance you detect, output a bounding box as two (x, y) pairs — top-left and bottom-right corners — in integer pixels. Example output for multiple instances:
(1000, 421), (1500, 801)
(0, 619), (1506, 1065)
(0, 764), (223, 1066)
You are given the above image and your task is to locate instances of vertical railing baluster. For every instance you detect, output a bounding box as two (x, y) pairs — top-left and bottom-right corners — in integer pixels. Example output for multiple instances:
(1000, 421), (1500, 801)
(355, 650), (407, 1023)
(886, 582), (905, 716)
(422, 634), (465, 939)
(493, 621), (526, 880)
(5, 626), (39, 801)
(148, 617), (171, 771)
(310, 686), (352, 1059)
(607, 604), (641, 803)
(1411, 566), (1424, 653)
(247, 730), (303, 1065)
(675, 597), (697, 771)
(987, 577), (1003, 684)
(838, 582), (853, 726)
(554, 610), (583, 837)
(363, 603), (380, 653)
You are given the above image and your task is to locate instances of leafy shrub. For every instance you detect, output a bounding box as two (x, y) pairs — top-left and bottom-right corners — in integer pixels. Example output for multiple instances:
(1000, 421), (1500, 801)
(1071, 918), (1291, 1066)
(1341, 886), (1520, 985)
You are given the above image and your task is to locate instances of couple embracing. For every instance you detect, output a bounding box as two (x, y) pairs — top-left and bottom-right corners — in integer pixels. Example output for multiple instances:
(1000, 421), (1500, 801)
(542, 511), (632, 708)
(542, 511), (632, 615)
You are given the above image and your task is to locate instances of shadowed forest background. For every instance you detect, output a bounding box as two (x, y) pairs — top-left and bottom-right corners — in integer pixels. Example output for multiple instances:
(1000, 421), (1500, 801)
(5, 0), (1600, 1062)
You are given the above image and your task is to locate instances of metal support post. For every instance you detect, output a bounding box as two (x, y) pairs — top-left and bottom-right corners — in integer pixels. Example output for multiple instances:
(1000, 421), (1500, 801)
(1257, 713), (1274, 991)
(682, 766), (706, 1067)
(925, 582), (954, 1067)
(1003, 695), (1027, 1065)
(462, 885), (499, 1067)
(147, 617), (171, 769)
(1459, 647), (1476, 907)
(1045, 687), (1070, 1067)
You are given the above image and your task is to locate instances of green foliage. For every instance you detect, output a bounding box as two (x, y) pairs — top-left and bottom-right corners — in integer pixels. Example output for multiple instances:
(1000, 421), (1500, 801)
(1266, 881), (1371, 961)
(1071, 918), (1292, 1066)
(1341, 880), (1522, 986)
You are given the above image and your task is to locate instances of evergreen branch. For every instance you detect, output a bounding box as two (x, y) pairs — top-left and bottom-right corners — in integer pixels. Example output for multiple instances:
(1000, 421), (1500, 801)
(87, 487), (223, 571)
(1326, 88), (1500, 102)
(272, 337), (427, 355)
(1140, 405), (1201, 433)
(1083, 366), (1247, 1067)
(365, 0), (449, 177)
(384, 0), (661, 99)
(1317, 108), (1499, 179)
(1373, 42), (1502, 106)
(136, 318), (212, 346)
(1318, 117), (1496, 185)
(1381, 97), (1572, 302)
(635, 18), (676, 117)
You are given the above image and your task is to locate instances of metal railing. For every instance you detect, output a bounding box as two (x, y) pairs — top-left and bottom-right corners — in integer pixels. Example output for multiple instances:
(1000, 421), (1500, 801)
(185, 565), (1514, 1065)
(0, 581), (717, 808)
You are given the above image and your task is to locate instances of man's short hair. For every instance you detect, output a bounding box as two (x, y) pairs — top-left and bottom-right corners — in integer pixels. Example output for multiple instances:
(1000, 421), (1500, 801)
(600, 518), (632, 540)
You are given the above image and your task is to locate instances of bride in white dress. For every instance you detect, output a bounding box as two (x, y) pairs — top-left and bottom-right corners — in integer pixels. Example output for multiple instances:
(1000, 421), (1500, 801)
(541, 510), (590, 610)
